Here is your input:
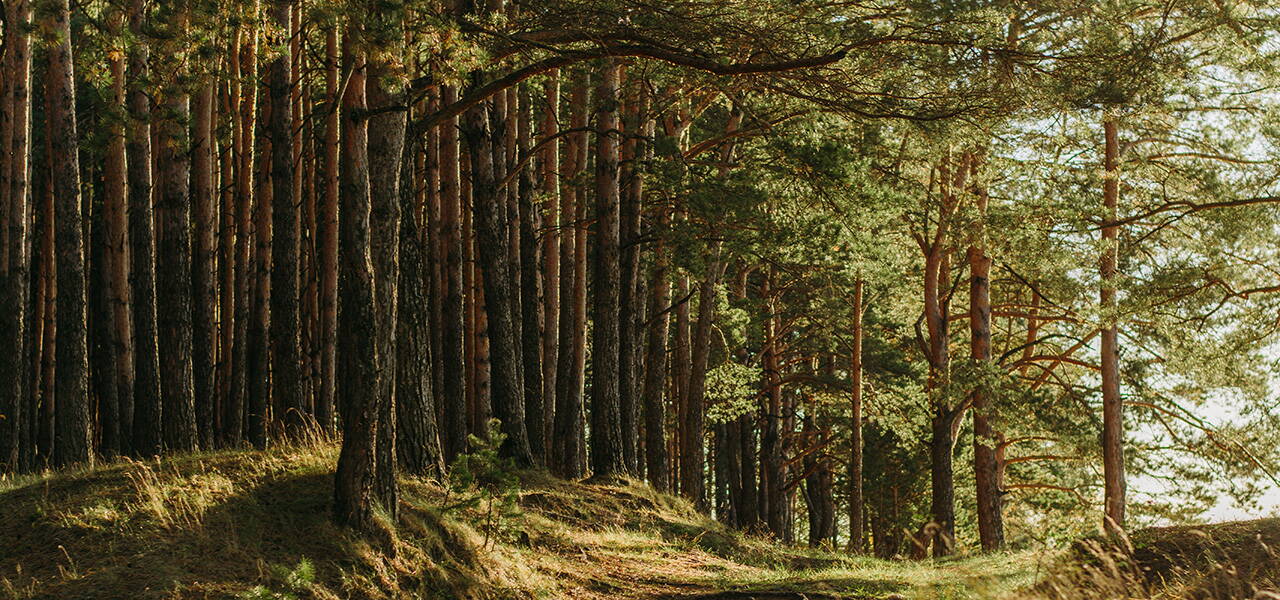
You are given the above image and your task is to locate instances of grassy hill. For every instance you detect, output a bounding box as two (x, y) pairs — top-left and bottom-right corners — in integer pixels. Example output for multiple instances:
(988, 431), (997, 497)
(0, 440), (1037, 600)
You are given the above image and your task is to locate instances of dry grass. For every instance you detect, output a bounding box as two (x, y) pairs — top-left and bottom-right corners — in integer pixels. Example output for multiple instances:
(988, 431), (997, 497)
(1, 442), (1037, 600)
(1018, 521), (1280, 600)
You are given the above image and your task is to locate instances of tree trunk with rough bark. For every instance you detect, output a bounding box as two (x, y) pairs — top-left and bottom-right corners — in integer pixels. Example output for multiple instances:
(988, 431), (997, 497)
(0, 0), (33, 471)
(589, 58), (625, 480)
(642, 217), (672, 492)
(760, 270), (785, 539)
(552, 71), (589, 479)
(396, 127), (444, 478)
(516, 85), (545, 464)
(333, 46), (379, 531)
(268, 0), (304, 437)
(367, 59), (404, 516)
(316, 25), (339, 435)
(969, 157), (1003, 551)
(539, 70), (560, 462)
(193, 83), (217, 448)
(439, 85), (468, 464)
(156, 85), (198, 453)
(681, 259), (724, 510)
(462, 89), (533, 467)
(46, 0), (92, 467)
(127, 0), (162, 456)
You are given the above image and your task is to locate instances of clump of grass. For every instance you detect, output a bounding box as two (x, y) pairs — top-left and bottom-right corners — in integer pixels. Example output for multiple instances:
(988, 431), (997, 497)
(125, 457), (238, 530)
(1023, 521), (1280, 600)
(240, 559), (316, 600)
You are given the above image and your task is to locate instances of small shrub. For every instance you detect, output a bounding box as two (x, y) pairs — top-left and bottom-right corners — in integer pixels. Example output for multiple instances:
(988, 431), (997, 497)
(444, 419), (523, 548)
(239, 558), (315, 600)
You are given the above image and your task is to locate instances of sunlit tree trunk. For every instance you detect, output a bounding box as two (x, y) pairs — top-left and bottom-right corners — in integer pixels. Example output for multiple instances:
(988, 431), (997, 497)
(367, 54), (405, 514)
(589, 58), (625, 479)
(99, 6), (135, 458)
(217, 59), (238, 444)
(969, 155), (1003, 551)
(1101, 112), (1125, 533)
(333, 43), (379, 531)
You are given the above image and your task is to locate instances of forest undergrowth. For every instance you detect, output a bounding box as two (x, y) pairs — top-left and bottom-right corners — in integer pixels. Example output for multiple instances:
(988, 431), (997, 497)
(5, 439), (1278, 600)
(0, 439), (1034, 599)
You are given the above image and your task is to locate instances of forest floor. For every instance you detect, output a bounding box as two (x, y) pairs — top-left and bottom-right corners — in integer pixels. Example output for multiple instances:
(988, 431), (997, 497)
(0, 440), (1269, 599)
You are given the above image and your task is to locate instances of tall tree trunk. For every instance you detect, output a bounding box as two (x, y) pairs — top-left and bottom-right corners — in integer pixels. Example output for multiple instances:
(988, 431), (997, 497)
(641, 219), (672, 492)
(156, 87), (198, 453)
(248, 83), (273, 448)
(126, 0), (161, 456)
(439, 85), (468, 464)
(925, 244), (954, 557)
(539, 70), (560, 462)
(217, 71), (238, 444)
(0, 0), (33, 471)
(617, 84), (639, 474)
(516, 85), (545, 464)
(673, 275), (691, 493)
(803, 413), (834, 548)
(333, 44), (379, 531)
(193, 82), (217, 448)
(552, 71), (588, 479)
(618, 84), (650, 475)
(100, 6), (135, 457)
(462, 89), (532, 466)
(396, 125), (444, 478)
(316, 25), (340, 435)
(760, 270), (785, 539)
(367, 57), (405, 516)
(268, 0), (304, 437)
(923, 154), (962, 557)
(681, 258), (724, 509)
(46, 0), (92, 467)
(425, 88), (446, 452)
(589, 58), (625, 479)
(847, 279), (864, 553)
(1101, 113), (1125, 533)
(91, 133), (123, 459)
(969, 157), (1003, 551)
(36, 171), (55, 464)
(469, 225), (491, 434)
(737, 410), (759, 531)
(230, 19), (260, 447)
